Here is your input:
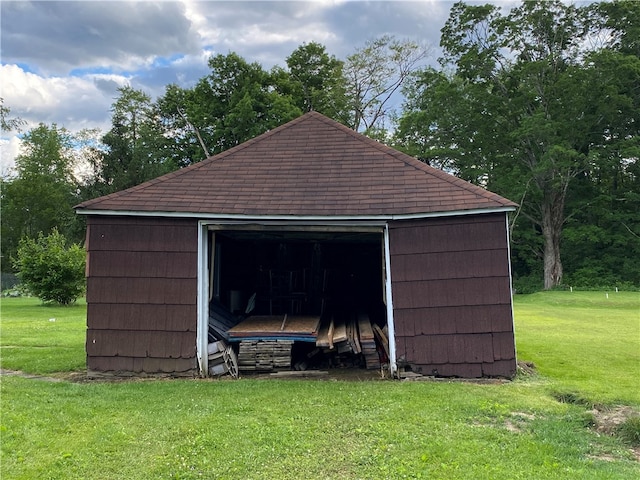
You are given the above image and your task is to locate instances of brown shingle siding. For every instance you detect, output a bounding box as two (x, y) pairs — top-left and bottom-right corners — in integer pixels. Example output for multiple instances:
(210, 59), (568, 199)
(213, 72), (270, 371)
(85, 216), (198, 375)
(86, 330), (195, 359)
(391, 214), (516, 378)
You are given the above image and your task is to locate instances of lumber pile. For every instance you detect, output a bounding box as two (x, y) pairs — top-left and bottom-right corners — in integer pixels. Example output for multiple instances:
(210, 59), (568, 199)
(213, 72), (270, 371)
(357, 314), (380, 370)
(238, 340), (294, 372)
(221, 312), (388, 373)
(315, 313), (385, 370)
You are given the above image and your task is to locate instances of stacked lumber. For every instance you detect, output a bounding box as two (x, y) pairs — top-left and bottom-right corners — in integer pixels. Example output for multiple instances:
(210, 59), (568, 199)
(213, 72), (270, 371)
(315, 313), (386, 369)
(357, 314), (380, 370)
(238, 340), (293, 372)
(335, 317), (361, 354)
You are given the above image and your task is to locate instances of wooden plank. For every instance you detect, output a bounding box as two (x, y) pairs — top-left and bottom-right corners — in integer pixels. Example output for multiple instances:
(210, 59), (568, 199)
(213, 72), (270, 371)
(228, 315), (320, 338)
(332, 317), (347, 343)
(237, 340), (293, 372)
(327, 318), (335, 349)
(315, 317), (333, 347)
(350, 317), (361, 354)
(269, 370), (329, 377)
(357, 314), (375, 340)
(372, 323), (390, 359)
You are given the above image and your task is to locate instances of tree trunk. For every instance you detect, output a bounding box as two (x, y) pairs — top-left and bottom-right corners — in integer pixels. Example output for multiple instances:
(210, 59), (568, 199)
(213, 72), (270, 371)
(541, 189), (567, 289)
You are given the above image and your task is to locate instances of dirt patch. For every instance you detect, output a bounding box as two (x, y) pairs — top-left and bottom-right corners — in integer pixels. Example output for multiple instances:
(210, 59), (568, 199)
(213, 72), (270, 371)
(0, 369), (65, 382)
(590, 405), (640, 462)
(516, 360), (537, 376)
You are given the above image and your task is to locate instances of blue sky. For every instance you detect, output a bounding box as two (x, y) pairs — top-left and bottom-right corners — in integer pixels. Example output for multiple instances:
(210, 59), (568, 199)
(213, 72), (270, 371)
(0, 0), (511, 174)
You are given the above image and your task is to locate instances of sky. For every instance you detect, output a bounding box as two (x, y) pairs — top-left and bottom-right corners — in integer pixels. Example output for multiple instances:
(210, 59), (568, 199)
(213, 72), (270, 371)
(0, 0), (512, 175)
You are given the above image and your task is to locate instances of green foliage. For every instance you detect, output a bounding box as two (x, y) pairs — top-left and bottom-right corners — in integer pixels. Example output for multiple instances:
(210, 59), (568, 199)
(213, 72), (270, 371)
(513, 275), (544, 294)
(286, 42), (350, 124)
(396, 0), (640, 289)
(345, 35), (430, 133)
(0, 97), (25, 132)
(13, 229), (85, 305)
(1, 123), (82, 266)
(82, 86), (177, 198)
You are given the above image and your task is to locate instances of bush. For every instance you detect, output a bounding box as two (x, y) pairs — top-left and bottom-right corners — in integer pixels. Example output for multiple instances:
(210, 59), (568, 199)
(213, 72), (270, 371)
(13, 229), (86, 305)
(512, 275), (543, 294)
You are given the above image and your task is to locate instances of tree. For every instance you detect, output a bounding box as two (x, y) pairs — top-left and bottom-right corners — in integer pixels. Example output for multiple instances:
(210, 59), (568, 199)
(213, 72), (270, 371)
(345, 35), (430, 134)
(286, 42), (350, 125)
(155, 83), (213, 167)
(1, 123), (80, 267)
(560, 0), (640, 287)
(91, 86), (174, 195)
(396, 0), (636, 289)
(188, 52), (301, 155)
(13, 229), (85, 305)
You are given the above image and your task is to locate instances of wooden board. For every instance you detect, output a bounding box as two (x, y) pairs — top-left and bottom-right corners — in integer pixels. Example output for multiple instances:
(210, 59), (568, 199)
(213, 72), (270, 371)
(316, 316), (334, 348)
(332, 317), (347, 343)
(228, 315), (320, 339)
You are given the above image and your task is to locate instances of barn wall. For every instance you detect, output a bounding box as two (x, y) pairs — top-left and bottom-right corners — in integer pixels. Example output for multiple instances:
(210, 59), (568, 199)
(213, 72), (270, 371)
(389, 213), (516, 378)
(85, 216), (199, 375)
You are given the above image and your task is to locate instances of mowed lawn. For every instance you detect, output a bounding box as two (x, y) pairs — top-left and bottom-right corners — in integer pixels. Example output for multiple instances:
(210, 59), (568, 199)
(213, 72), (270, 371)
(1, 292), (639, 479)
(515, 291), (640, 405)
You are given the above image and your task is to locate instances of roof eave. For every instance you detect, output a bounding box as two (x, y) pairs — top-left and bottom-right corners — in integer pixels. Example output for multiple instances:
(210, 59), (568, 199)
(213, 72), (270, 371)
(75, 206), (517, 222)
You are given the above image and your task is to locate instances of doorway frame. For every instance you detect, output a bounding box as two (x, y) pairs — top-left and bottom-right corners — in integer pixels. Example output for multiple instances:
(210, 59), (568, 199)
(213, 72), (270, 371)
(196, 219), (398, 377)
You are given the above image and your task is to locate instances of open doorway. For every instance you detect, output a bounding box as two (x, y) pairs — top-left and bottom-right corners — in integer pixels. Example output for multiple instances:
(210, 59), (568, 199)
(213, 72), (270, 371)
(204, 227), (390, 375)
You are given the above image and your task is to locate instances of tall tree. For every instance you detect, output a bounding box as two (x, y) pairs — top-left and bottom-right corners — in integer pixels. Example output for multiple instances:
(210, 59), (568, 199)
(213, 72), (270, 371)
(184, 52), (301, 156)
(154, 84), (209, 167)
(560, 0), (640, 287)
(396, 0), (633, 289)
(88, 86), (173, 196)
(345, 35), (430, 134)
(286, 42), (350, 125)
(1, 124), (79, 266)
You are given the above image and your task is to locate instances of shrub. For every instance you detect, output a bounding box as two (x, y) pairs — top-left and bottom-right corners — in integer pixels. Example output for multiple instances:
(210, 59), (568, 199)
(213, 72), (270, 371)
(512, 275), (543, 294)
(13, 229), (85, 305)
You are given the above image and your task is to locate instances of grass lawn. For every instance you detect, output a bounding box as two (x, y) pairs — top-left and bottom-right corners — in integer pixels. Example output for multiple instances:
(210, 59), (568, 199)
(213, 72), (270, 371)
(1, 293), (639, 479)
(0, 297), (87, 374)
(514, 291), (640, 405)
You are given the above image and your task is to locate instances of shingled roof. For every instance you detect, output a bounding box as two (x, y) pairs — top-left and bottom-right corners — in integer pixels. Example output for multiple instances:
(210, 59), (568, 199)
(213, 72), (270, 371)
(76, 111), (516, 218)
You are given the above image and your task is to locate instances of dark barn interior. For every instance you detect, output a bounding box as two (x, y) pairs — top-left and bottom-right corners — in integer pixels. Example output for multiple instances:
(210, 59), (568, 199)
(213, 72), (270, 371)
(207, 229), (389, 372)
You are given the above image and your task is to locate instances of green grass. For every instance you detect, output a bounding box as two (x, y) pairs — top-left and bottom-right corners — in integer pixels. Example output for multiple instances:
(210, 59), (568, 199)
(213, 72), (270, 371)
(1, 292), (639, 479)
(0, 297), (87, 374)
(514, 291), (640, 405)
(2, 376), (638, 479)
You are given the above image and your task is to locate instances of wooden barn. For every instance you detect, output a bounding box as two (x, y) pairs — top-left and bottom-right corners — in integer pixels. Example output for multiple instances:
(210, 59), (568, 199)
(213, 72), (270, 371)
(75, 112), (518, 378)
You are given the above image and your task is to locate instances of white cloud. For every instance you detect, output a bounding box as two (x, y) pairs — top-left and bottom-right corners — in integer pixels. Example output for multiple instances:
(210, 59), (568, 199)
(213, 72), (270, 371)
(0, 64), (130, 174)
(0, 136), (22, 178)
(1, 64), (124, 131)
